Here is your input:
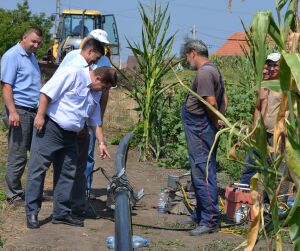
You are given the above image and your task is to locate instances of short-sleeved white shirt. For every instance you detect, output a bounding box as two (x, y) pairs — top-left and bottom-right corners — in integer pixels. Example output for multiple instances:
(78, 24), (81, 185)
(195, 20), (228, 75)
(41, 66), (101, 132)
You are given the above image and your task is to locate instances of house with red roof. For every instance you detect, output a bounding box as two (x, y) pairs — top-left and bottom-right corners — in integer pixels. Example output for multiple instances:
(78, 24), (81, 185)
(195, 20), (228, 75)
(214, 32), (249, 56)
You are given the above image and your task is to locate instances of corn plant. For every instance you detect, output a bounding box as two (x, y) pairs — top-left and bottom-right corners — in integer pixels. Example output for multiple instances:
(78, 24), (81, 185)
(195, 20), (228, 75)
(224, 0), (300, 249)
(126, 1), (178, 161)
(172, 0), (299, 249)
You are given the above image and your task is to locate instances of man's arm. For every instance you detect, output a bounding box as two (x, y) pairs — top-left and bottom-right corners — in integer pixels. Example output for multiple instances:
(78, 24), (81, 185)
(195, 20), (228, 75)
(100, 90), (109, 120)
(219, 89), (228, 115)
(204, 96), (219, 129)
(34, 93), (51, 132)
(91, 125), (111, 159)
(253, 88), (268, 126)
(2, 83), (19, 127)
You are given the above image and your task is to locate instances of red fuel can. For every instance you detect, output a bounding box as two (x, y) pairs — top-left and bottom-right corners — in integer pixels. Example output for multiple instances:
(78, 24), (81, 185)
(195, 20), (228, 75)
(224, 183), (258, 222)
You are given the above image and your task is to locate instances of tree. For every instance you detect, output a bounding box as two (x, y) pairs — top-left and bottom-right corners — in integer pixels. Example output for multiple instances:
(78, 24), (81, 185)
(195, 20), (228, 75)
(0, 0), (52, 58)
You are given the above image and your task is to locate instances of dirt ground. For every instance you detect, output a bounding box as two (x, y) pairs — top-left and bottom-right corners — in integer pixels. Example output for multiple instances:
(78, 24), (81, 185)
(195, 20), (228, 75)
(0, 137), (246, 251)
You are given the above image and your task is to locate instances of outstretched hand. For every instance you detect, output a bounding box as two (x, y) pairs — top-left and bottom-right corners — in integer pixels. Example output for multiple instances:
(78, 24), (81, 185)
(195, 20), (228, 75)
(99, 144), (111, 160)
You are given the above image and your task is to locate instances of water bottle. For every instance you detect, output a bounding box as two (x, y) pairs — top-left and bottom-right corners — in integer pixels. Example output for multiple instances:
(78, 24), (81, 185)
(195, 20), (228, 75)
(157, 188), (167, 214)
(106, 235), (149, 249)
(234, 207), (243, 223)
(106, 236), (114, 249)
(132, 235), (150, 249)
(235, 205), (248, 223)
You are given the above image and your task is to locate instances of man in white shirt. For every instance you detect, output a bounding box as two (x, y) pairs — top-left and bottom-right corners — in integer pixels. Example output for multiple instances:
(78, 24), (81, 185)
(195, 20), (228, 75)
(57, 29), (113, 219)
(25, 66), (117, 229)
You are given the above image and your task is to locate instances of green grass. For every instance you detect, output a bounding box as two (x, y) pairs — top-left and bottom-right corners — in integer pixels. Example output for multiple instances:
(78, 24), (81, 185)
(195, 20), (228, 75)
(0, 235), (5, 248)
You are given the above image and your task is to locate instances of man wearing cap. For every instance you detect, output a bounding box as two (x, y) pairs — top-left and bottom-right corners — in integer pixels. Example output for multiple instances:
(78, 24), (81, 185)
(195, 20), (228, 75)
(1, 27), (43, 205)
(240, 52), (282, 184)
(25, 66), (117, 229)
(57, 29), (112, 219)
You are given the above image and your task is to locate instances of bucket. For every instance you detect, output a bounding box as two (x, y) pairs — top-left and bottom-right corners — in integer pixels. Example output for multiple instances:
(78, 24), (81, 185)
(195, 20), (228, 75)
(167, 174), (179, 190)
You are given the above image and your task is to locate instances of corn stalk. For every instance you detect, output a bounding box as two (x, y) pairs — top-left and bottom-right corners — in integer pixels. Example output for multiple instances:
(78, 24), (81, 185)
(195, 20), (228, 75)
(126, 1), (178, 161)
(228, 0), (300, 250)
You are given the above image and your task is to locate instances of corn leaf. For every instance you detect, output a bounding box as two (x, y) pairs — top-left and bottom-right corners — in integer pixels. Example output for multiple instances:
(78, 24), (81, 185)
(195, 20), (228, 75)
(245, 190), (261, 251)
(288, 206), (300, 250)
(251, 11), (270, 83)
(276, 233), (283, 251)
(281, 51), (300, 92)
(261, 80), (282, 92)
(285, 137), (300, 181)
(279, 53), (292, 92)
(276, 0), (289, 11)
(268, 14), (285, 49)
(283, 0), (295, 42)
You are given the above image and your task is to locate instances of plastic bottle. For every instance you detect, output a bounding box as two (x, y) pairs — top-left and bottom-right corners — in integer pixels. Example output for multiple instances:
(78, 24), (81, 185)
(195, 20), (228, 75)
(157, 188), (167, 214)
(235, 205), (248, 223)
(132, 235), (150, 249)
(106, 236), (114, 249)
(234, 207), (243, 223)
(106, 235), (150, 249)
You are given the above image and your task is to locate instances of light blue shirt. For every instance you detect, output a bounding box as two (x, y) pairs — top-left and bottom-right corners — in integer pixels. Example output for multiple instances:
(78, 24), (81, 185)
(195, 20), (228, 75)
(58, 49), (112, 70)
(56, 50), (112, 125)
(0, 43), (41, 108)
(41, 66), (101, 132)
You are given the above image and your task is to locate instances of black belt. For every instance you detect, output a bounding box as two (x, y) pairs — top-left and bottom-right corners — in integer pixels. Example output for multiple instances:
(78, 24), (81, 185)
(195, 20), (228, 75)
(15, 105), (37, 112)
(46, 116), (77, 136)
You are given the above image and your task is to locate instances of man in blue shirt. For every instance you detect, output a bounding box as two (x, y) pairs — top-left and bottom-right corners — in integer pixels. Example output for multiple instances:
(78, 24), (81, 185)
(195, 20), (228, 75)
(1, 27), (43, 205)
(25, 66), (117, 229)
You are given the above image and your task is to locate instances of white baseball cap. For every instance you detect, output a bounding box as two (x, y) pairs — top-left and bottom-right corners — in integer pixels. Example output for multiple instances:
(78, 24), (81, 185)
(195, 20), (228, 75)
(88, 29), (110, 44)
(266, 52), (281, 62)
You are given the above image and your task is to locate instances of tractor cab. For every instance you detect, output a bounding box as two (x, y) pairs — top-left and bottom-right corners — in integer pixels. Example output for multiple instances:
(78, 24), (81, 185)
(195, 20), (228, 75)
(50, 9), (119, 64)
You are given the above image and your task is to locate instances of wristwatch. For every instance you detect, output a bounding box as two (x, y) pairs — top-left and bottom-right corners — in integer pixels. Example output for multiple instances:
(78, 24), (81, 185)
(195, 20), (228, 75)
(98, 140), (108, 146)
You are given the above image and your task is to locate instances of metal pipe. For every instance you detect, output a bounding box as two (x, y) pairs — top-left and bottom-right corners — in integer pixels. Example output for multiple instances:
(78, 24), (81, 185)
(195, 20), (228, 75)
(114, 133), (133, 251)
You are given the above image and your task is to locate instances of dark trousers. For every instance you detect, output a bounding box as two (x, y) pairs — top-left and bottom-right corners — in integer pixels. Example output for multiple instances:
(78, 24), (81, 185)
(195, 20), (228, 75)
(240, 132), (273, 184)
(5, 107), (36, 200)
(181, 105), (219, 228)
(25, 118), (77, 217)
(70, 125), (90, 212)
(240, 132), (288, 202)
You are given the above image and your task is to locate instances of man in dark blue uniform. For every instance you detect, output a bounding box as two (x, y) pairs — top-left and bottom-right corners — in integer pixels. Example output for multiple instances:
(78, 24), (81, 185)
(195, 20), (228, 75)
(181, 39), (226, 236)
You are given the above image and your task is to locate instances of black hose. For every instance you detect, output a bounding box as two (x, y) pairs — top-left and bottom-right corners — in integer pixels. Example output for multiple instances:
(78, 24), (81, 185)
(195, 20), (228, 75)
(114, 133), (133, 251)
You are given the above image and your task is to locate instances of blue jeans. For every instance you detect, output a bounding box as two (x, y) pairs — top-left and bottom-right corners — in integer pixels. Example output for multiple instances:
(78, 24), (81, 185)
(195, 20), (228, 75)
(84, 127), (96, 190)
(240, 132), (273, 185)
(181, 105), (219, 228)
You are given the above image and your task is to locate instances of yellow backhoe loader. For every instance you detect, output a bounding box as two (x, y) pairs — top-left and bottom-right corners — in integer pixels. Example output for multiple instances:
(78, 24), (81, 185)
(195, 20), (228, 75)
(47, 9), (119, 64)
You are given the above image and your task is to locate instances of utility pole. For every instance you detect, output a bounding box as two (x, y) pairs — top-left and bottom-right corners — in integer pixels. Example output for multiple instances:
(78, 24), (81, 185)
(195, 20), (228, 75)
(55, 0), (61, 36)
(190, 24), (197, 40)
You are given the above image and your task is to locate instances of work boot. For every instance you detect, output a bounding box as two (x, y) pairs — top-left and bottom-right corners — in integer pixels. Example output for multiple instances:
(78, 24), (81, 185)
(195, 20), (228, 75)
(189, 225), (219, 236)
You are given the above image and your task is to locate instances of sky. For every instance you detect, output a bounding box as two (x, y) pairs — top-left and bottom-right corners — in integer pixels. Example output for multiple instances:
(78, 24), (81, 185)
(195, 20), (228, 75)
(0, 0), (290, 61)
